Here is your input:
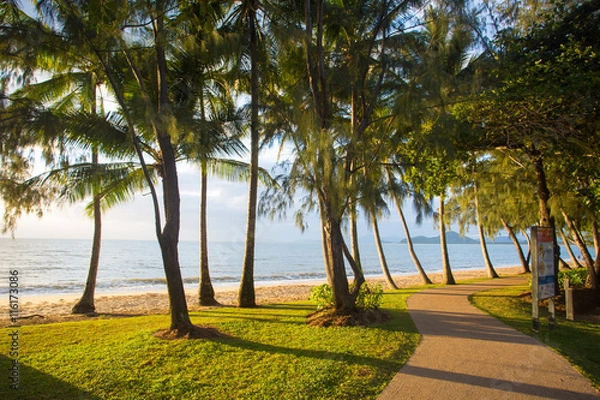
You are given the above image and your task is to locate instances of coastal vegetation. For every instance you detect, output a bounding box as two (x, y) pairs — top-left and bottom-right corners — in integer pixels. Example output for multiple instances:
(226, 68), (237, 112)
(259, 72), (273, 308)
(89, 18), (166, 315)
(1, 0), (599, 334)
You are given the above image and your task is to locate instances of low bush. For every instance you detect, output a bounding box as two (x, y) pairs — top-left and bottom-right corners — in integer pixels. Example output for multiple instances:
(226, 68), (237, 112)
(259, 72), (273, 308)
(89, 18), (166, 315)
(309, 282), (384, 310)
(558, 268), (588, 289)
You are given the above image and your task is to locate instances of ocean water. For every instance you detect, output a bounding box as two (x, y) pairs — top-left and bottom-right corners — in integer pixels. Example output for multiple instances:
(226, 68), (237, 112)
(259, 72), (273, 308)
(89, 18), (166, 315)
(0, 238), (588, 296)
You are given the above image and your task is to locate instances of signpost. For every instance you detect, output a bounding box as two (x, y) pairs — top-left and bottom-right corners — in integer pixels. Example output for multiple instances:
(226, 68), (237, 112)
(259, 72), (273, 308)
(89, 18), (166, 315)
(531, 226), (558, 333)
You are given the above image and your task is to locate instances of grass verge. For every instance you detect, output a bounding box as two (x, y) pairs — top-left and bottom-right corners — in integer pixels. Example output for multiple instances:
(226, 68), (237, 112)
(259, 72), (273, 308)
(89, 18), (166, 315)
(0, 288), (420, 400)
(470, 283), (600, 390)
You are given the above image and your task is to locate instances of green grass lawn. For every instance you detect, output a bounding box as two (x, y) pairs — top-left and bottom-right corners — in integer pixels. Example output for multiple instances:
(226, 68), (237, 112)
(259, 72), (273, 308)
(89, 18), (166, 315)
(470, 283), (600, 391)
(0, 289), (420, 400)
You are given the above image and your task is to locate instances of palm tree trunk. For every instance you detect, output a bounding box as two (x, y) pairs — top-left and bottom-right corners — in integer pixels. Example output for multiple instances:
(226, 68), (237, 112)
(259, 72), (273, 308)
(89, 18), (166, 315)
(563, 212), (598, 289)
(386, 169), (431, 284)
(477, 222), (498, 278)
(322, 213), (356, 314)
(501, 218), (530, 273)
(397, 203), (432, 284)
(523, 229), (532, 266)
(370, 212), (398, 289)
(439, 194), (455, 285)
(199, 163), (217, 306)
(473, 184), (498, 278)
(592, 220), (600, 277)
(349, 205), (362, 273)
(559, 228), (583, 269)
(239, 8), (259, 308)
(155, 13), (194, 332)
(72, 152), (101, 314)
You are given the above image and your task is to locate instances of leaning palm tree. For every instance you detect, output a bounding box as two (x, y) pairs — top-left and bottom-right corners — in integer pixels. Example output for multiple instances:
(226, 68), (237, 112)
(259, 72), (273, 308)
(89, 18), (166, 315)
(386, 167), (433, 284)
(0, 15), (144, 314)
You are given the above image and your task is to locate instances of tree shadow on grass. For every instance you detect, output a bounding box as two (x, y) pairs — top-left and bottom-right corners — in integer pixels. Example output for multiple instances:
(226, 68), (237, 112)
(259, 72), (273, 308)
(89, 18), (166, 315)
(215, 335), (405, 372)
(191, 304), (315, 326)
(0, 354), (99, 400)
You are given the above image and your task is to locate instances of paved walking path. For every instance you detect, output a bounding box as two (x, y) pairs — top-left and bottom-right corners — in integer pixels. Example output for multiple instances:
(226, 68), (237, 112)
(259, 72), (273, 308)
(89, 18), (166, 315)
(378, 277), (599, 399)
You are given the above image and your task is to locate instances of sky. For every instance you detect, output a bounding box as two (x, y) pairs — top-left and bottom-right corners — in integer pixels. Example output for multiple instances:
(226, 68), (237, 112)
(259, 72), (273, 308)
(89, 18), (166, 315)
(1, 1), (445, 243)
(0, 143), (447, 243)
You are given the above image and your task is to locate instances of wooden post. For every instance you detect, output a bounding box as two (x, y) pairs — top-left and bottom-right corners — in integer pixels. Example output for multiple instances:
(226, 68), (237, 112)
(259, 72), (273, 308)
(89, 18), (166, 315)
(531, 227), (541, 333)
(565, 277), (574, 321)
(548, 298), (555, 330)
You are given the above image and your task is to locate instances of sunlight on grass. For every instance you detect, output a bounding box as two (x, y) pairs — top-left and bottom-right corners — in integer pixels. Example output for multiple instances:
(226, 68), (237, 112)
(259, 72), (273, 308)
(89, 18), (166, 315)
(0, 289), (421, 400)
(470, 284), (600, 391)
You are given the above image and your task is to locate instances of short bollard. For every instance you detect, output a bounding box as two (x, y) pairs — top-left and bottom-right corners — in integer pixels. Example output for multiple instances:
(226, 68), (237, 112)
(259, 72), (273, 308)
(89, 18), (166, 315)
(565, 277), (574, 321)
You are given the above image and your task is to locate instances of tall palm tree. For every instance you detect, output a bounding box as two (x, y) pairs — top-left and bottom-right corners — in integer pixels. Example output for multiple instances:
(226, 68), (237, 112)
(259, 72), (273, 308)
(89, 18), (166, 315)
(171, 3), (247, 306)
(223, 0), (269, 308)
(36, 0), (199, 334)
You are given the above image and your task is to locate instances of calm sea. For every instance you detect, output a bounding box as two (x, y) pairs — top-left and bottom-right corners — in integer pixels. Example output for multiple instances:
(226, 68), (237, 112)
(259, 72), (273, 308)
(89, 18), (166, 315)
(0, 238), (587, 296)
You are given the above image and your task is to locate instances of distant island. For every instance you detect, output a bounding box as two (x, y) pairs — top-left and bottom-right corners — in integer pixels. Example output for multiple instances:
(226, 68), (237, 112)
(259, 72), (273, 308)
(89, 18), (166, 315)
(400, 231), (526, 245)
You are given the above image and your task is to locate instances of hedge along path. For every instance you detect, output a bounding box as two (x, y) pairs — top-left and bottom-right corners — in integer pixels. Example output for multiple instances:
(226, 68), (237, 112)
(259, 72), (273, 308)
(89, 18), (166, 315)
(378, 277), (600, 399)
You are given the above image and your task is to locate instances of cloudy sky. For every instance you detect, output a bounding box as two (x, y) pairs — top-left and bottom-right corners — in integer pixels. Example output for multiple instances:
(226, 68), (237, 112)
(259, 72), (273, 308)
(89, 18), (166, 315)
(1, 143), (445, 243)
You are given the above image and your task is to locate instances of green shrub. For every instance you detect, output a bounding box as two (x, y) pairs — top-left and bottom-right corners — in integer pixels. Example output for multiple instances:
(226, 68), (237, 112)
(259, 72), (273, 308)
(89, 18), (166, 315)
(309, 283), (334, 310)
(309, 282), (384, 310)
(558, 267), (588, 289)
(352, 282), (384, 309)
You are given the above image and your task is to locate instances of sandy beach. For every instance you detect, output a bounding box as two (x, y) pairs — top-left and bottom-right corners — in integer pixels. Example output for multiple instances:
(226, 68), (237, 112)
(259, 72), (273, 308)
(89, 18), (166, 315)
(1, 266), (524, 327)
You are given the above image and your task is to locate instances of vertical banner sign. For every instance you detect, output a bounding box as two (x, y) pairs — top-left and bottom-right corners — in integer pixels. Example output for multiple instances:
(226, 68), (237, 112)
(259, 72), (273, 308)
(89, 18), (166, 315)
(531, 226), (557, 332)
(535, 227), (557, 299)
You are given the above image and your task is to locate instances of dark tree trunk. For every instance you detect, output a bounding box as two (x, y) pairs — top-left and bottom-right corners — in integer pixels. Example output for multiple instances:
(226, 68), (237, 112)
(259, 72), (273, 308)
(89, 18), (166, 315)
(156, 130), (193, 331)
(559, 228), (583, 269)
(322, 214), (356, 314)
(88, 3), (194, 334)
(563, 212), (598, 290)
(502, 218), (530, 273)
(349, 205), (362, 273)
(239, 6), (259, 308)
(72, 151), (101, 315)
(199, 164), (217, 306)
(439, 194), (455, 285)
(154, 11), (193, 332)
(592, 220), (600, 278)
(371, 211), (398, 289)
(473, 183), (498, 278)
(341, 236), (365, 290)
(533, 154), (552, 227)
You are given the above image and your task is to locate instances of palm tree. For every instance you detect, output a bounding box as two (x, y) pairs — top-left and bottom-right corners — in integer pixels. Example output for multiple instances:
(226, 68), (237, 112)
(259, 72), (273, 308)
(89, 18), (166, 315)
(171, 4), (247, 306)
(0, 7), (147, 314)
(223, 0), (269, 308)
(472, 176), (498, 278)
(400, 4), (477, 285)
(386, 167), (433, 284)
(36, 0), (199, 334)
(447, 156), (499, 278)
